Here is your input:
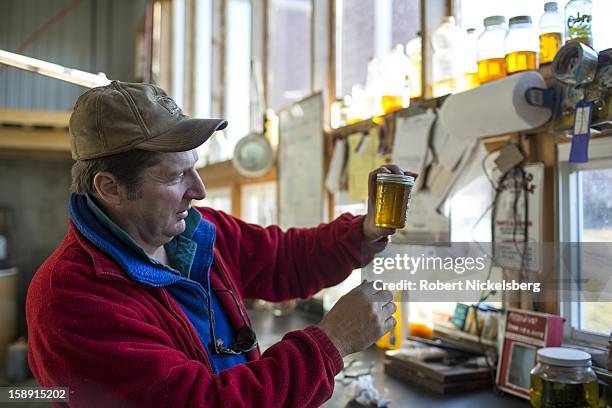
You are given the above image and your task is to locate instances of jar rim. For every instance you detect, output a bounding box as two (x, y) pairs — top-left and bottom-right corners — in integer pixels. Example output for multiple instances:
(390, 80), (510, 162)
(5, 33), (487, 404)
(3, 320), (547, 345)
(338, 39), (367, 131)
(537, 347), (592, 367)
(376, 173), (415, 185)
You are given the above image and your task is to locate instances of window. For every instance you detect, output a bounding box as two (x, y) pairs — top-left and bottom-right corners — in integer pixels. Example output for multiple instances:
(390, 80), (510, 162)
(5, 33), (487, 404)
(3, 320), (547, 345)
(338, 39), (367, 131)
(335, 0), (420, 98)
(224, 0), (252, 159)
(267, 0), (312, 110)
(240, 182), (277, 226)
(558, 137), (612, 346)
(195, 187), (232, 214)
(456, 0), (612, 51)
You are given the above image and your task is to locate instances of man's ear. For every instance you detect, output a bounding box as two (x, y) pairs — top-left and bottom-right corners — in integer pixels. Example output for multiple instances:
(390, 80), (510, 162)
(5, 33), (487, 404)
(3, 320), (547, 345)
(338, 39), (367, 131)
(93, 172), (122, 206)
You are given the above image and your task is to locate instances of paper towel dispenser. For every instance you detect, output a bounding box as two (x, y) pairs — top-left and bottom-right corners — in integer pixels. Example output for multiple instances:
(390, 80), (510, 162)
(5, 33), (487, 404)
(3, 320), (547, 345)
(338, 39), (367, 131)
(438, 71), (554, 141)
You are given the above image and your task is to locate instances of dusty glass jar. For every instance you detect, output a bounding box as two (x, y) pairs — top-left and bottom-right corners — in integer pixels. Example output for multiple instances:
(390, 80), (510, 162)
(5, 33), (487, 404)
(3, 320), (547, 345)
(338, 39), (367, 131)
(530, 347), (599, 408)
(374, 173), (414, 229)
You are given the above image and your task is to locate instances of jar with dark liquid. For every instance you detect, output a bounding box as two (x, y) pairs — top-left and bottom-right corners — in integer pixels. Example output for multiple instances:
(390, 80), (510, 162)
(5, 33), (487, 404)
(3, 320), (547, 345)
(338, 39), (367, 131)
(530, 347), (598, 408)
(374, 173), (414, 229)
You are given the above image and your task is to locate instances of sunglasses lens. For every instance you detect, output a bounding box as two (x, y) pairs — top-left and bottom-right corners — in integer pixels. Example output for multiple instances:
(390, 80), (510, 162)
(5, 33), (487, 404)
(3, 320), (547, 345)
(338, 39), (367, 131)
(233, 326), (257, 351)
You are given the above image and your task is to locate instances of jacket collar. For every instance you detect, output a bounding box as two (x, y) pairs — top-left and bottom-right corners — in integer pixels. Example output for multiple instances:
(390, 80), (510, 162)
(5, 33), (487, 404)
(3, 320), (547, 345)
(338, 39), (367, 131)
(68, 193), (216, 286)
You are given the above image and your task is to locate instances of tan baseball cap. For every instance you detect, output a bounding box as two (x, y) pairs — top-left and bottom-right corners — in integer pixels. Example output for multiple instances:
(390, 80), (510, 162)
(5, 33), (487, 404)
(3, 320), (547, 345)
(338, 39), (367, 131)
(69, 81), (227, 160)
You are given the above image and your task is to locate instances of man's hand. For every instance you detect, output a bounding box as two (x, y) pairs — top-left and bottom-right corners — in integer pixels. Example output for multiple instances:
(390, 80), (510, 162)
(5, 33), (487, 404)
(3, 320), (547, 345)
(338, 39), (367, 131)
(318, 281), (397, 358)
(362, 164), (418, 242)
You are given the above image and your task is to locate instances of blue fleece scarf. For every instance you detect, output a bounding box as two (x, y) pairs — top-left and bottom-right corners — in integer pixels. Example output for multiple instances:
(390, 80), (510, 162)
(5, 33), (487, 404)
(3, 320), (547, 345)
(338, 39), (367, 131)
(68, 194), (247, 373)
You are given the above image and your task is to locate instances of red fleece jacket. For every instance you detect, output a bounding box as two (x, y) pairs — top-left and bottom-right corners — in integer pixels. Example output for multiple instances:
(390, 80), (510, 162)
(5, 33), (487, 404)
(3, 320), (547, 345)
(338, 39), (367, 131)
(26, 208), (386, 407)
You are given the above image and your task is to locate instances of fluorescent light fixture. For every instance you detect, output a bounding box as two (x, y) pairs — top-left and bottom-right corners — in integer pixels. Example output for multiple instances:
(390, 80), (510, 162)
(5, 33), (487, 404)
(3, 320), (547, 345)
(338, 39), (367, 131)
(0, 49), (111, 88)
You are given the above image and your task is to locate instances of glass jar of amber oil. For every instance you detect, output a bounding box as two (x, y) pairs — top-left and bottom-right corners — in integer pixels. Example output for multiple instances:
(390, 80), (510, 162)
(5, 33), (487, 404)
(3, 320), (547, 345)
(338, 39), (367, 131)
(530, 347), (598, 408)
(374, 173), (414, 229)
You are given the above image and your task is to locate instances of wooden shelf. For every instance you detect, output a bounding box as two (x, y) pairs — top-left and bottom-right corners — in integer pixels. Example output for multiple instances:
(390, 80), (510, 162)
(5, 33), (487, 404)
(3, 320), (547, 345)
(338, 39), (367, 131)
(0, 108), (70, 128)
(0, 109), (71, 160)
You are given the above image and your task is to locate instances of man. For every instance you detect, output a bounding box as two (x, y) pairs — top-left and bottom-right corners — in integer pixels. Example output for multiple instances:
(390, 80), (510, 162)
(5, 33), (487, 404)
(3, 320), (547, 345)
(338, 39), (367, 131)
(26, 81), (410, 407)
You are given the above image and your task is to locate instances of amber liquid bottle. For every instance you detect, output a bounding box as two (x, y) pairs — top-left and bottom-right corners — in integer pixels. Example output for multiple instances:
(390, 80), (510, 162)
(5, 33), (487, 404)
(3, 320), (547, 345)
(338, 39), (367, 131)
(506, 51), (538, 74)
(504, 16), (539, 74)
(477, 16), (508, 84)
(539, 2), (564, 64)
(539, 32), (562, 63)
(478, 58), (507, 83)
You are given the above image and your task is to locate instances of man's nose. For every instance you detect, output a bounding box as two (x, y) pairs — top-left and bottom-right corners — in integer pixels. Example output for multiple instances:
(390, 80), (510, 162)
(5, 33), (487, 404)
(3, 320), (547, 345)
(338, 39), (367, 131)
(186, 170), (206, 201)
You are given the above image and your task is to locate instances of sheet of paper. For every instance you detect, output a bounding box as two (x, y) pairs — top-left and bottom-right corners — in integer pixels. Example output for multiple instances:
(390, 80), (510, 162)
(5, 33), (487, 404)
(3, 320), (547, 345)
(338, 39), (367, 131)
(347, 128), (385, 202)
(325, 138), (346, 193)
(392, 109), (435, 192)
(392, 191), (451, 244)
(278, 94), (324, 228)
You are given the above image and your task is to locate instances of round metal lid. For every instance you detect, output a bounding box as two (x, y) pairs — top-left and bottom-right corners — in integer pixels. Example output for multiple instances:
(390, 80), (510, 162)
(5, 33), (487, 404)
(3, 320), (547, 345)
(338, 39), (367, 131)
(376, 173), (415, 185)
(537, 347), (592, 367)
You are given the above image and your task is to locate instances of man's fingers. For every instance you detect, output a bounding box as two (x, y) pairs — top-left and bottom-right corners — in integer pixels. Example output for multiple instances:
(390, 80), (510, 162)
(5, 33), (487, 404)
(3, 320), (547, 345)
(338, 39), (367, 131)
(370, 289), (393, 303)
(382, 164), (404, 175)
(384, 316), (397, 333)
(360, 280), (378, 296)
(381, 301), (397, 316)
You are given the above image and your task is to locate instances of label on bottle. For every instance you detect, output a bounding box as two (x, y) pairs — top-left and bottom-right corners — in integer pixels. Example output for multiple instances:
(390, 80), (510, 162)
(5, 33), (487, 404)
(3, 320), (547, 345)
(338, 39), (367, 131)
(569, 101), (593, 163)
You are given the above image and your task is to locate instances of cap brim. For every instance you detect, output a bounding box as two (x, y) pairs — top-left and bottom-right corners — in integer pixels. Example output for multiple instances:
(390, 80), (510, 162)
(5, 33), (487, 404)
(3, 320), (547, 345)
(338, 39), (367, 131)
(135, 118), (228, 153)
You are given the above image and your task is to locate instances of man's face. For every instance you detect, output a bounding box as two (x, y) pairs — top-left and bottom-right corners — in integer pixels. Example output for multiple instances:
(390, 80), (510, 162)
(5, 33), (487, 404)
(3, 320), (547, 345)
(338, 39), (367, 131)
(117, 150), (206, 248)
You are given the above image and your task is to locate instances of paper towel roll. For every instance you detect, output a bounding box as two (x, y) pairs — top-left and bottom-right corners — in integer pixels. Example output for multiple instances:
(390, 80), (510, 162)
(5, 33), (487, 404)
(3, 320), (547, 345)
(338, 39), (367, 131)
(439, 71), (551, 141)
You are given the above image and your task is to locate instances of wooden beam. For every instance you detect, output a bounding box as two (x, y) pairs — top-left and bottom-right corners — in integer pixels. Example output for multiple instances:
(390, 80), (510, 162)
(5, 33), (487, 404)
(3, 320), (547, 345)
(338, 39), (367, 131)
(196, 160), (277, 189)
(0, 127), (70, 152)
(0, 109), (70, 128)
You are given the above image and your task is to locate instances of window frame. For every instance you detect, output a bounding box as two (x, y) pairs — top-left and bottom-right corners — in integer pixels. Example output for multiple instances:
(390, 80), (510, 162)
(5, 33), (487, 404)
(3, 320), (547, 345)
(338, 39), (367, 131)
(558, 136), (612, 348)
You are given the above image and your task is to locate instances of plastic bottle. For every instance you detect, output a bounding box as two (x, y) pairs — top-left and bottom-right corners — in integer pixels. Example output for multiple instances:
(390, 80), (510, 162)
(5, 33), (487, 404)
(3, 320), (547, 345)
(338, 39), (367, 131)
(539, 2), (564, 64)
(565, 0), (593, 47)
(405, 33), (422, 99)
(457, 28), (480, 92)
(380, 45), (410, 114)
(432, 16), (462, 97)
(505, 16), (539, 74)
(408, 303), (434, 339)
(477, 16), (508, 84)
(375, 292), (406, 350)
(365, 57), (384, 117)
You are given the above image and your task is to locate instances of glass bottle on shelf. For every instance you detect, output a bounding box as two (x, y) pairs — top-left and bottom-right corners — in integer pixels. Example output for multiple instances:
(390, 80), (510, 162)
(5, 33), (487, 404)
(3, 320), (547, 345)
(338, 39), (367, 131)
(565, 0), (593, 47)
(539, 2), (564, 64)
(405, 33), (422, 99)
(380, 45), (409, 114)
(505, 16), (539, 75)
(477, 16), (508, 84)
(432, 16), (462, 97)
(457, 28), (480, 92)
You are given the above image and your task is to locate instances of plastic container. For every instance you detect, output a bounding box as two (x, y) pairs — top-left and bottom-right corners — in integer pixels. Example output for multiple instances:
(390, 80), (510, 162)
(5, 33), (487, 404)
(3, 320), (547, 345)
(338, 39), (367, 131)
(375, 292), (405, 350)
(477, 16), (508, 84)
(408, 303), (434, 339)
(365, 57), (383, 117)
(539, 2), (564, 64)
(374, 173), (414, 229)
(380, 45), (410, 114)
(505, 16), (539, 75)
(530, 347), (598, 408)
(565, 0), (593, 47)
(405, 33), (422, 99)
(457, 28), (480, 92)
(432, 16), (462, 97)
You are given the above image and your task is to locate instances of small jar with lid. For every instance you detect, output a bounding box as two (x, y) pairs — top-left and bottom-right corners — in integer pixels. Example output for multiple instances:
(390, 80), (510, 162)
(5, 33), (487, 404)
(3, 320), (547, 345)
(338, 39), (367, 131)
(374, 173), (414, 229)
(505, 16), (539, 75)
(530, 347), (599, 408)
(477, 16), (508, 84)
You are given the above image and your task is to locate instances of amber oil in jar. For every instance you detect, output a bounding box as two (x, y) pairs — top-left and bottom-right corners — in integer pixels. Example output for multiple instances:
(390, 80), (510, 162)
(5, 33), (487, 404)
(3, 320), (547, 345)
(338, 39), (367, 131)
(374, 173), (415, 229)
